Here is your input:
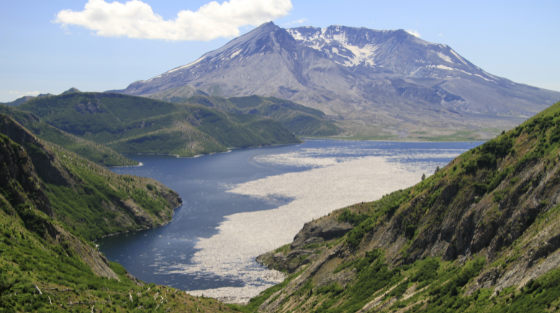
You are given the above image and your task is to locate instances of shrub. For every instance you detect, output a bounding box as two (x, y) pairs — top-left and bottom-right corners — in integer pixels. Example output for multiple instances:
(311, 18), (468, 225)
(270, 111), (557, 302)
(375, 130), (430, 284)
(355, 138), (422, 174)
(411, 258), (440, 283)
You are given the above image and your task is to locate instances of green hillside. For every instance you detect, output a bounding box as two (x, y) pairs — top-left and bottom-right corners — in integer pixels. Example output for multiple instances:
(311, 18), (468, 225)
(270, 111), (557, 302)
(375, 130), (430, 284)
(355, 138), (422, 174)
(0, 114), (181, 241)
(235, 101), (560, 312)
(0, 104), (138, 167)
(148, 88), (341, 136)
(15, 92), (300, 157)
(229, 96), (340, 137)
(146, 84), (207, 102)
(0, 115), (234, 312)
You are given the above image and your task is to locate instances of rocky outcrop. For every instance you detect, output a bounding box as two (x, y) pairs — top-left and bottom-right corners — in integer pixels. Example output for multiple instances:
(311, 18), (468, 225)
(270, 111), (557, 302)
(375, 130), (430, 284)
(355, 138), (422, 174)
(52, 223), (119, 280)
(291, 219), (353, 249)
(159, 187), (182, 210)
(0, 114), (75, 188)
(0, 123), (53, 216)
(73, 101), (106, 114)
(119, 199), (156, 226)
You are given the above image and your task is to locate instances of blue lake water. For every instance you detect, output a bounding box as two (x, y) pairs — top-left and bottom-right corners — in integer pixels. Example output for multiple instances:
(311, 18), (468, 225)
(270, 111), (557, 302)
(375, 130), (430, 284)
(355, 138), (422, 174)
(98, 139), (481, 291)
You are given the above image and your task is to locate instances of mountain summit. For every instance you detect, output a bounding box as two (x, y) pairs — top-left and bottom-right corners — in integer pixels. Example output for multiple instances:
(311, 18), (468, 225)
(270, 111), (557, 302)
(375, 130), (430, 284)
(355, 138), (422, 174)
(117, 22), (560, 139)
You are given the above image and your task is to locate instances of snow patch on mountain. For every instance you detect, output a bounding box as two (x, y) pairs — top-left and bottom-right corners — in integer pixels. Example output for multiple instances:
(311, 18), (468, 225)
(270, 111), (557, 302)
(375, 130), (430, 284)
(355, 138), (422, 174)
(229, 49), (242, 59)
(474, 73), (496, 83)
(450, 49), (468, 66)
(436, 52), (453, 63)
(410, 67), (423, 76)
(146, 74), (162, 82)
(342, 44), (378, 66)
(483, 70), (500, 80)
(287, 28), (379, 67)
(430, 64), (455, 71)
(167, 56), (206, 73)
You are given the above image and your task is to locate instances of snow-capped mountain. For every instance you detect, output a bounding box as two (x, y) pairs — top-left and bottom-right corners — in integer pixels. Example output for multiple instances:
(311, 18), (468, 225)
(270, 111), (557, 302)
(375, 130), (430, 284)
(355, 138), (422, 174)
(288, 25), (497, 82)
(117, 22), (560, 139)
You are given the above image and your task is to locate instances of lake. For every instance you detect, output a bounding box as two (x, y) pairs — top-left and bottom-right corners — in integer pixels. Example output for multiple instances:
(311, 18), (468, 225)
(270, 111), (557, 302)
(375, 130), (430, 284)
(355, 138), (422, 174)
(98, 139), (481, 301)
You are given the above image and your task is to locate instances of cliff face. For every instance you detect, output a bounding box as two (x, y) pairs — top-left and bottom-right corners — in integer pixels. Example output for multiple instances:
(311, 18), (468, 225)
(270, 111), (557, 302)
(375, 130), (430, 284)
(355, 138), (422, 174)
(254, 102), (560, 312)
(0, 132), (52, 217)
(0, 114), (75, 188)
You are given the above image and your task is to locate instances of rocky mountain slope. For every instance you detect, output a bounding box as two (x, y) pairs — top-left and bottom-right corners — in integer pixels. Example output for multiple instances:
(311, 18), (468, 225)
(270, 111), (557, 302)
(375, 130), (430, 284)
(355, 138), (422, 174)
(0, 115), (235, 311)
(116, 22), (560, 140)
(233, 101), (560, 312)
(12, 91), (300, 157)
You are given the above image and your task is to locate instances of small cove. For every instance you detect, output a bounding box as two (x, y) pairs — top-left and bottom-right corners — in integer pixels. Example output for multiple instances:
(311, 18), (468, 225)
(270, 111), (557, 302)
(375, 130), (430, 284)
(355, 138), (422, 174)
(98, 139), (481, 298)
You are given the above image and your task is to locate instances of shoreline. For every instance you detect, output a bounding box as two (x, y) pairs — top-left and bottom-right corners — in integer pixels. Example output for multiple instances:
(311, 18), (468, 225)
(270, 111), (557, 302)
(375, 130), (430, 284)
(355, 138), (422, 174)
(108, 161), (143, 168)
(99, 141), (473, 302)
(115, 141), (304, 161)
(180, 152), (452, 302)
(300, 136), (486, 144)
(93, 199), (183, 242)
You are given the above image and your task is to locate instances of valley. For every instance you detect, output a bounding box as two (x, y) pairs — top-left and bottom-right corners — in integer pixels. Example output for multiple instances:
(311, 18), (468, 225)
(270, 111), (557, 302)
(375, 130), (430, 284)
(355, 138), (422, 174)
(2, 94), (560, 312)
(2, 11), (560, 313)
(96, 140), (476, 303)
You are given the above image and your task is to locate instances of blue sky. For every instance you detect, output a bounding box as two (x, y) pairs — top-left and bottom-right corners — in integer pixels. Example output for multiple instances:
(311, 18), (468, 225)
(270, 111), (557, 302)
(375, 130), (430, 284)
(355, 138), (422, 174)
(1, 0), (559, 102)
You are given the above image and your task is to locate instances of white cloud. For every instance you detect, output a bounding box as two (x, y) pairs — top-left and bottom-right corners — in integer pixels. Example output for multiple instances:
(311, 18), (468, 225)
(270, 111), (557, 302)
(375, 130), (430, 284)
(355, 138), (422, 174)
(54, 0), (293, 41)
(438, 33), (443, 37)
(284, 18), (307, 26)
(9, 91), (40, 95)
(405, 29), (421, 38)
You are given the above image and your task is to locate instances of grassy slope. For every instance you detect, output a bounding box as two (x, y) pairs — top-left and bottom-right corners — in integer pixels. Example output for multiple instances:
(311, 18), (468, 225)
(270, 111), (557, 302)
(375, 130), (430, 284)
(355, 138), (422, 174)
(16, 92), (300, 156)
(237, 101), (560, 313)
(0, 104), (138, 167)
(0, 114), (182, 242)
(0, 134), (231, 312)
(146, 84), (206, 103)
(43, 141), (181, 241)
(169, 93), (342, 136)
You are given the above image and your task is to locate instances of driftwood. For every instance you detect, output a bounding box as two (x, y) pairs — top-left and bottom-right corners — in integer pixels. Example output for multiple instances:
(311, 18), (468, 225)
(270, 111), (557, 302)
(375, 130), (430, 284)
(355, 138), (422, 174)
(67, 300), (109, 307)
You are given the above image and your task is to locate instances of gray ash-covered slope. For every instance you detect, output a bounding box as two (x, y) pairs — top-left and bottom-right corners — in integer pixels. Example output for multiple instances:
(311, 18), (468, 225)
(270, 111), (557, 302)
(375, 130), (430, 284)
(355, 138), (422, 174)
(118, 22), (560, 139)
